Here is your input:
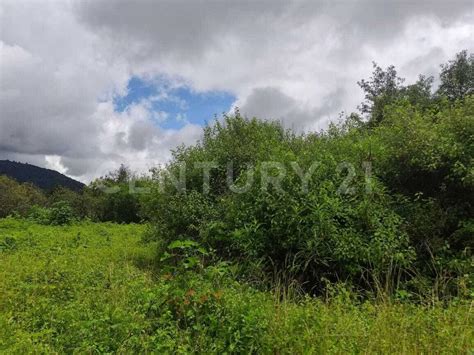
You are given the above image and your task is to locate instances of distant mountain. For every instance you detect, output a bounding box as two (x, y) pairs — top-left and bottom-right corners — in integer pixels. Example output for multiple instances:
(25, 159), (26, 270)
(0, 160), (85, 192)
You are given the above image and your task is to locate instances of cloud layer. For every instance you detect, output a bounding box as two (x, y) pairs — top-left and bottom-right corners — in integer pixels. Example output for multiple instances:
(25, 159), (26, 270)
(1, 0), (473, 181)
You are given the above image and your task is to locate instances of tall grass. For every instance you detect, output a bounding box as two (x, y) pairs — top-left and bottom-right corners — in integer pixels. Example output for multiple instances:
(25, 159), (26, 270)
(0, 219), (472, 353)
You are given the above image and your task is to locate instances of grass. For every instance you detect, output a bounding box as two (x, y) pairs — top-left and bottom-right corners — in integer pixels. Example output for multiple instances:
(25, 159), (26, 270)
(0, 218), (472, 353)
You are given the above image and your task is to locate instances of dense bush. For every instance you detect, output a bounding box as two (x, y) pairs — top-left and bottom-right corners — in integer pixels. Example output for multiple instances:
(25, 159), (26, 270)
(142, 52), (473, 298)
(88, 165), (143, 223)
(142, 114), (413, 293)
(0, 164), (145, 224)
(28, 201), (75, 226)
(0, 176), (46, 218)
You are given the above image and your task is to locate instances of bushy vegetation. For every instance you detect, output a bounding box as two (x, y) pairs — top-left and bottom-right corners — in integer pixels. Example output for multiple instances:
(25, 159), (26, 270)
(0, 175), (46, 218)
(142, 51), (473, 300)
(0, 164), (143, 225)
(0, 51), (472, 352)
(0, 220), (471, 353)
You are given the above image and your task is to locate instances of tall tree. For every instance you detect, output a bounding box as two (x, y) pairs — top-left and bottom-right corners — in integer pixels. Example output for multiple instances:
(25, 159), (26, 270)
(358, 63), (405, 125)
(437, 50), (473, 101)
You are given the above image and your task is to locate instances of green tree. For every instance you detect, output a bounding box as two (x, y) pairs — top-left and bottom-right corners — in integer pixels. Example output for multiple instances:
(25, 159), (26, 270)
(48, 186), (88, 219)
(88, 165), (142, 223)
(0, 175), (46, 217)
(358, 63), (405, 125)
(437, 50), (473, 101)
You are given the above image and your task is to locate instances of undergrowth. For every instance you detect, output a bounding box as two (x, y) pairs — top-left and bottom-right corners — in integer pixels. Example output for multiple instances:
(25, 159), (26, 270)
(0, 219), (472, 353)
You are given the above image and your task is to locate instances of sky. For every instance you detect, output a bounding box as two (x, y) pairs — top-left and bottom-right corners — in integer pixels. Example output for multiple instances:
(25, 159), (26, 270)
(0, 0), (473, 182)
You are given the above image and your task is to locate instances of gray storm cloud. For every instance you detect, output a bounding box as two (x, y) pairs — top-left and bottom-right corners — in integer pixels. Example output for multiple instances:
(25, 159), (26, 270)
(0, 0), (472, 181)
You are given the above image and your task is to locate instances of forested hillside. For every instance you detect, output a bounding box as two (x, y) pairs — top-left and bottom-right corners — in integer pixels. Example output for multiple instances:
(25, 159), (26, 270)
(0, 160), (84, 191)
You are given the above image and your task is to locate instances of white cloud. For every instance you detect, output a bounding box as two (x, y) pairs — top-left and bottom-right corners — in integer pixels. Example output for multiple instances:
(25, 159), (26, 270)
(0, 0), (472, 182)
(45, 155), (68, 175)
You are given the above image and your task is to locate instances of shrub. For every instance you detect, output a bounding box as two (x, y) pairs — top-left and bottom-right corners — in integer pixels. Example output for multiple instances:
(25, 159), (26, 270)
(0, 175), (46, 217)
(48, 201), (75, 225)
(28, 201), (75, 225)
(142, 94), (473, 298)
(142, 114), (414, 294)
(88, 165), (143, 223)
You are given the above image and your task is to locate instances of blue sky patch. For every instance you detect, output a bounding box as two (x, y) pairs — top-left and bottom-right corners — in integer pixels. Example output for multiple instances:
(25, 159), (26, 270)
(114, 76), (236, 129)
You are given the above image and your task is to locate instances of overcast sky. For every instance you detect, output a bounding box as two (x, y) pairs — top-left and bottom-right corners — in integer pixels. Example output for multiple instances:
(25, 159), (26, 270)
(0, 0), (472, 182)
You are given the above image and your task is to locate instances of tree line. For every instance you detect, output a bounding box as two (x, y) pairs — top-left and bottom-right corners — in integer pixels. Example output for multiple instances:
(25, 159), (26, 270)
(0, 164), (143, 225)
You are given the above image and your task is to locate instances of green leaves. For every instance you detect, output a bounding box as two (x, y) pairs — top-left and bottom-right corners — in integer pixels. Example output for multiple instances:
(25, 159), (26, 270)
(0, 220), (472, 353)
(140, 54), (473, 300)
(159, 239), (210, 272)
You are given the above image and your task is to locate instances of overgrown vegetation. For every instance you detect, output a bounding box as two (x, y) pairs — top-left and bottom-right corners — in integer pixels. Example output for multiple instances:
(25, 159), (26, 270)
(0, 51), (472, 352)
(0, 220), (471, 353)
(0, 164), (143, 224)
(142, 51), (473, 300)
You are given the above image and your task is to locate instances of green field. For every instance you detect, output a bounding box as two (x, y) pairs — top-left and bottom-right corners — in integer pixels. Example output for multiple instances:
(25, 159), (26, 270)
(0, 218), (472, 353)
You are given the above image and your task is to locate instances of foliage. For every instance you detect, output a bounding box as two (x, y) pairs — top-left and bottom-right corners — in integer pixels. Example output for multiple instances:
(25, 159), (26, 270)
(1, 163), (147, 225)
(88, 164), (143, 223)
(357, 62), (406, 124)
(28, 201), (75, 226)
(0, 171), (144, 225)
(142, 51), (473, 298)
(437, 50), (474, 101)
(49, 186), (90, 219)
(0, 175), (46, 218)
(0, 220), (472, 353)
